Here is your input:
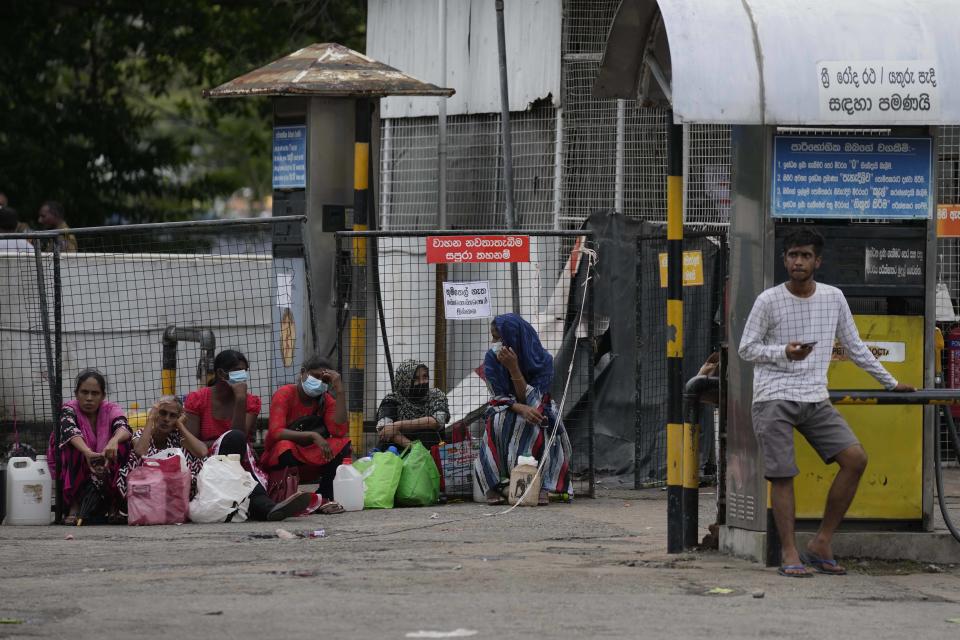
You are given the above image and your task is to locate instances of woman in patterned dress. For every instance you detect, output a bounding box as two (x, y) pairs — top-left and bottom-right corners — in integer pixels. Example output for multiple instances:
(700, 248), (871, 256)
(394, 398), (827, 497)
(117, 395), (208, 500)
(474, 314), (573, 506)
(47, 369), (132, 524)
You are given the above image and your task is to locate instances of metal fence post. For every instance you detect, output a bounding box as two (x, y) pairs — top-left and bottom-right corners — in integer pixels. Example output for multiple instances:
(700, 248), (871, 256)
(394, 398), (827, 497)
(666, 118), (685, 553)
(587, 245), (596, 498)
(33, 244), (59, 522)
(52, 243), (63, 524)
(349, 98), (372, 454)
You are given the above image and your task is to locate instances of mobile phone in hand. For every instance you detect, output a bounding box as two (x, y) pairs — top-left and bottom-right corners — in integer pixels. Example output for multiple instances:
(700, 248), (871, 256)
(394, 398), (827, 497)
(800, 341), (818, 349)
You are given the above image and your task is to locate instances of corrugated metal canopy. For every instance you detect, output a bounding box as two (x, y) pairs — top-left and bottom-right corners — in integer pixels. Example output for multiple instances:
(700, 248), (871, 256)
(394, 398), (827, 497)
(204, 43), (454, 99)
(595, 0), (960, 125)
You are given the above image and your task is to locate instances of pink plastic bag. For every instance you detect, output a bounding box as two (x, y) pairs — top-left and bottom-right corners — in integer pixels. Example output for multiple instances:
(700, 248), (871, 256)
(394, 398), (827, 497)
(127, 457), (191, 525)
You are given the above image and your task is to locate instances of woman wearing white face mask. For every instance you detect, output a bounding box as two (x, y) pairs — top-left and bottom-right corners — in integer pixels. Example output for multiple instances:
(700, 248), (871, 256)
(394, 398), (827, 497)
(260, 355), (350, 503)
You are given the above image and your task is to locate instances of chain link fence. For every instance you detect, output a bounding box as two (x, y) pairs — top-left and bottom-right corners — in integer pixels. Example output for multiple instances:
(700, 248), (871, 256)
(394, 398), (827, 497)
(0, 218), (310, 457)
(335, 230), (596, 498)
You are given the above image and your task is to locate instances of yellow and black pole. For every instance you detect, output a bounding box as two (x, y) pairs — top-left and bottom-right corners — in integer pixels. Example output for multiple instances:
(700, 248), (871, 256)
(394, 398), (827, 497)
(348, 99), (372, 453)
(666, 118), (684, 553)
(682, 386), (700, 548)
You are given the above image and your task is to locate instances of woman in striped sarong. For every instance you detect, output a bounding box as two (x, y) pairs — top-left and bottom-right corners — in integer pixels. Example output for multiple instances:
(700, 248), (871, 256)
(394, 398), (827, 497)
(474, 313), (573, 505)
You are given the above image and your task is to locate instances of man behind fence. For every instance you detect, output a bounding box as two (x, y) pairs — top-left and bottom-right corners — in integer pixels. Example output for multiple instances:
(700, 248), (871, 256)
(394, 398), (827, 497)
(0, 208), (32, 252)
(738, 227), (914, 578)
(37, 200), (78, 253)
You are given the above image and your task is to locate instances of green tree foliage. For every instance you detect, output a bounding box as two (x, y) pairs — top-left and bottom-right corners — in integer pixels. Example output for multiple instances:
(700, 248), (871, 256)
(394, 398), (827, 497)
(0, 0), (365, 227)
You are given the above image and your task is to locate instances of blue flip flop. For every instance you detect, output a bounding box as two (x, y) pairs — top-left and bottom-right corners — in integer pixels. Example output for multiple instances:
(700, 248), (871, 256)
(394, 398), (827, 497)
(801, 551), (847, 575)
(777, 563), (813, 578)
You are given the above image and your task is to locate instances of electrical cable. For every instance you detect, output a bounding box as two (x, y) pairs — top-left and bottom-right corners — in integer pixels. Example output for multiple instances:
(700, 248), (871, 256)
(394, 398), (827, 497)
(935, 392), (960, 543)
(495, 244), (597, 514)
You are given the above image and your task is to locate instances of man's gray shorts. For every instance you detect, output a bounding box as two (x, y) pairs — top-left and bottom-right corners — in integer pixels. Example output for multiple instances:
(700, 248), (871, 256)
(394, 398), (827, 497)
(751, 400), (860, 479)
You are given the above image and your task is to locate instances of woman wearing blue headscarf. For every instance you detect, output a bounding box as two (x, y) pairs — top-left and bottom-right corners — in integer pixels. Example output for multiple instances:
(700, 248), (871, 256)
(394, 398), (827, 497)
(475, 313), (573, 505)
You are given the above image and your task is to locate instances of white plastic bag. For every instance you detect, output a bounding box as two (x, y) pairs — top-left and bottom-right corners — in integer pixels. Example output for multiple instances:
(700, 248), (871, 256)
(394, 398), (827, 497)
(189, 455), (256, 523)
(145, 447), (187, 473)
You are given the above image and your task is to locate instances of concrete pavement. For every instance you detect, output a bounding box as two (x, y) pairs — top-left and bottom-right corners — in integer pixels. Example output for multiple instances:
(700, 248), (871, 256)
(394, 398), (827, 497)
(3, 485), (960, 639)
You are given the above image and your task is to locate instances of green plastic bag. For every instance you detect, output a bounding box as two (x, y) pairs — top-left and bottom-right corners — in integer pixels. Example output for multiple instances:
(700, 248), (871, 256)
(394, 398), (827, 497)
(360, 451), (403, 509)
(396, 441), (441, 507)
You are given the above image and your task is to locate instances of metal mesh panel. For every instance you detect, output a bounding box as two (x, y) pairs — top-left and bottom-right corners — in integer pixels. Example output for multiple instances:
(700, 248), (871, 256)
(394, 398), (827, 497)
(380, 117), (439, 230)
(560, 57), (616, 224)
(687, 125), (733, 226)
(623, 107), (670, 221)
(378, 1), (732, 231)
(0, 246), (57, 454)
(380, 109), (558, 231)
(336, 231), (595, 498)
(561, 0), (620, 55)
(937, 126), (960, 463)
(937, 127), (960, 304)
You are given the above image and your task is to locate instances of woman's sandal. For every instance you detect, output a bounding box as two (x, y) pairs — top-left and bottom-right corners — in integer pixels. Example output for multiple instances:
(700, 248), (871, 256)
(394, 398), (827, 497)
(318, 500), (345, 515)
(537, 489), (550, 506)
(62, 514), (79, 526)
(485, 489), (506, 506)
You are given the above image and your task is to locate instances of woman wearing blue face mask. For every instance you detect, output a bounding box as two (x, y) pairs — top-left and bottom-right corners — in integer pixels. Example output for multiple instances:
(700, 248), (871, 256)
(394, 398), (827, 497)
(184, 349), (311, 521)
(260, 355), (350, 503)
(184, 349), (261, 446)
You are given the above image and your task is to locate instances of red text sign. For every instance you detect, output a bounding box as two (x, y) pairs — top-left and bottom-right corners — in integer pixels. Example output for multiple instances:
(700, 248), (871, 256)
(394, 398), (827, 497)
(426, 235), (530, 263)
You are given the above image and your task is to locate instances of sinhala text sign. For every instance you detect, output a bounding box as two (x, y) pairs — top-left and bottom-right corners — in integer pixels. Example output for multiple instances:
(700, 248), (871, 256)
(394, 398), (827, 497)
(425, 235), (530, 263)
(442, 281), (492, 320)
(272, 126), (307, 190)
(817, 60), (940, 123)
(771, 136), (932, 220)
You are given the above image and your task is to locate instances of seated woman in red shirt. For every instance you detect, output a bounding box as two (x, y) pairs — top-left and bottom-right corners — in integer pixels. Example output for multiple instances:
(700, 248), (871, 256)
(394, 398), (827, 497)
(261, 355), (350, 501)
(184, 349), (309, 521)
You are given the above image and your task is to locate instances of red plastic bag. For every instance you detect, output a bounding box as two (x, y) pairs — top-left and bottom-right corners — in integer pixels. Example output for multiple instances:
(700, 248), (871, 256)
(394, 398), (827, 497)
(267, 466), (299, 503)
(430, 445), (444, 491)
(127, 457), (191, 525)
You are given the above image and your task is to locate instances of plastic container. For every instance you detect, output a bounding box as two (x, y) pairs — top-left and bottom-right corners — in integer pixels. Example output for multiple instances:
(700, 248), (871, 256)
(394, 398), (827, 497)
(4, 456), (52, 525)
(507, 459), (541, 507)
(387, 445), (400, 456)
(333, 464), (365, 512)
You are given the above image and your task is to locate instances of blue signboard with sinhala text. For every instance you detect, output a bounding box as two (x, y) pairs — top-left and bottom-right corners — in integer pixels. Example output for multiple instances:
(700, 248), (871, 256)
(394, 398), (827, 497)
(771, 136), (932, 220)
(272, 125), (307, 190)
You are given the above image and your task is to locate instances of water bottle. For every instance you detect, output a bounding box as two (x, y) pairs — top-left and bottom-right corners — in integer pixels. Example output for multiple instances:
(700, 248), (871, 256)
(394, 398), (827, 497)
(4, 456), (52, 525)
(333, 464), (364, 512)
(387, 445), (399, 456)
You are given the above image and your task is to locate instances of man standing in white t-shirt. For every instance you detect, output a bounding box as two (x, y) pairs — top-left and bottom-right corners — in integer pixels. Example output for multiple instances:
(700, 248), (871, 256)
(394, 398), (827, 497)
(739, 227), (914, 577)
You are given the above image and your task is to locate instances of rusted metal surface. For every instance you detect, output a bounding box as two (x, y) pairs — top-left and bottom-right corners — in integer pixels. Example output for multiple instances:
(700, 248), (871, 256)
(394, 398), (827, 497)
(368, 0), (561, 118)
(204, 43), (454, 99)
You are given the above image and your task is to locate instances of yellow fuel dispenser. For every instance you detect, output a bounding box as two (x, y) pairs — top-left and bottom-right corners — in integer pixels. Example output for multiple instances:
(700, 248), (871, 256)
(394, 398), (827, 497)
(721, 129), (937, 562)
(772, 225), (928, 523)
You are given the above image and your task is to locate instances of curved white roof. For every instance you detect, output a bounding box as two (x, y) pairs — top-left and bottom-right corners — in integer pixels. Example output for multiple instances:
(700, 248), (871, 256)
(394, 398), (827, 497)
(595, 0), (960, 125)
